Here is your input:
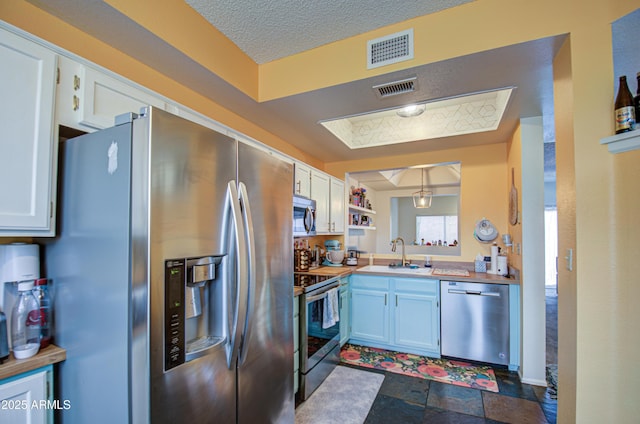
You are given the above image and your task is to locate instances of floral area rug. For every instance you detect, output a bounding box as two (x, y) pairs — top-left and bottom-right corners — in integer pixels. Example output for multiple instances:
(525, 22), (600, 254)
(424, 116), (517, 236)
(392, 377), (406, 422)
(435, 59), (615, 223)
(340, 344), (499, 393)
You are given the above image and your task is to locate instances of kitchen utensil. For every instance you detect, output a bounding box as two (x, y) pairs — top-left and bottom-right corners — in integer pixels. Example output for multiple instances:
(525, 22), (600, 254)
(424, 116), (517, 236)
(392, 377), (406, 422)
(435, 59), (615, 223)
(325, 250), (344, 265)
(509, 168), (518, 225)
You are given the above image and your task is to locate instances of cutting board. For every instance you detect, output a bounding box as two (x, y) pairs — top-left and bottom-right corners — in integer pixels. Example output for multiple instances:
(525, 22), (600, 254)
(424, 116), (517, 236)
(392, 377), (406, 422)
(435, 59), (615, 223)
(305, 266), (350, 275)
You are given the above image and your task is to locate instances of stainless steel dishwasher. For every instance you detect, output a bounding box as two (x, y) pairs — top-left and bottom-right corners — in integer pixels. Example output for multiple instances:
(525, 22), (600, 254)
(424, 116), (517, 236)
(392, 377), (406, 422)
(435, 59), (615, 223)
(440, 281), (509, 365)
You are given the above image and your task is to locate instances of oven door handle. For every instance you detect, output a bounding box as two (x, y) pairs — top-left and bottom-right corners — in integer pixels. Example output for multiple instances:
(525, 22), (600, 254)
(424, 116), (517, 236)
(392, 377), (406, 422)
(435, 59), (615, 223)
(306, 284), (339, 303)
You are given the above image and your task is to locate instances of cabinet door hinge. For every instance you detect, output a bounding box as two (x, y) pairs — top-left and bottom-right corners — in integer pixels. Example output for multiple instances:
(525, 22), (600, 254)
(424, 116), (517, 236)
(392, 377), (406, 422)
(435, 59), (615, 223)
(46, 379), (50, 399)
(56, 67), (60, 85)
(50, 202), (54, 218)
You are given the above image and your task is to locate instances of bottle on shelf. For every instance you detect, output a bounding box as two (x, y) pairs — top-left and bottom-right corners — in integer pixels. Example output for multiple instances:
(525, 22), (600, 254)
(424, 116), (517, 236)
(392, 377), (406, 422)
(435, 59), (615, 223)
(614, 75), (636, 134)
(11, 280), (41, 359)
(635, 72), (640, 128)
(33, 278), (52, 348)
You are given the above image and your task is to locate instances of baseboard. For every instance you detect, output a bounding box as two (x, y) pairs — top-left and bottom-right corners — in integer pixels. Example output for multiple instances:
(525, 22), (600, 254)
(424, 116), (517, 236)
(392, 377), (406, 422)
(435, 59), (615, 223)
(519, 376), (548, 387)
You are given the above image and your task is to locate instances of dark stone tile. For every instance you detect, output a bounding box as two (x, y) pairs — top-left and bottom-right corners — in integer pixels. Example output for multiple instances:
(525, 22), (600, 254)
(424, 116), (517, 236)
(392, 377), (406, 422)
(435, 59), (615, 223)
(422, 406), (491, 423)
(426, 382), (484, 418)
(365, 394), (425, 424)
(482, 392), (549, 424)
(378, 372), (429, 406)
(493, 369), (538, 401)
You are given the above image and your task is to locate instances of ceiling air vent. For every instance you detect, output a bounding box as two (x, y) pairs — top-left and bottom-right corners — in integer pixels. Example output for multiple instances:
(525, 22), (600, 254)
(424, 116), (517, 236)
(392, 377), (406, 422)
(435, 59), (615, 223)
(372, 76), (419, 99)
(367, 29), (414, 70)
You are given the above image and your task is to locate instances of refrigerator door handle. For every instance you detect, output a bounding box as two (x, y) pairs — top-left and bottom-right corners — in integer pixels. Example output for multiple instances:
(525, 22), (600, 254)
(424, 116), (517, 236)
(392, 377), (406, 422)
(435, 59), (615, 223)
(238, 182), (256, 366)
(226, 181), (249, 369)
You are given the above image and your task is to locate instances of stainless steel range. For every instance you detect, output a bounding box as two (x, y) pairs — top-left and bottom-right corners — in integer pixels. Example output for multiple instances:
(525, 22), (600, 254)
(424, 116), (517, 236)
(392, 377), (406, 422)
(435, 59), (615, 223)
(294, 273), (341, 400)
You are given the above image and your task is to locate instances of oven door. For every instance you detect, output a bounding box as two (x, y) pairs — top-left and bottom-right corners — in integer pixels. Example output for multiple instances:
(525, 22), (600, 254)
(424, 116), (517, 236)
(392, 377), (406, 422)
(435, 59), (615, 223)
(301, 282), (340, 373)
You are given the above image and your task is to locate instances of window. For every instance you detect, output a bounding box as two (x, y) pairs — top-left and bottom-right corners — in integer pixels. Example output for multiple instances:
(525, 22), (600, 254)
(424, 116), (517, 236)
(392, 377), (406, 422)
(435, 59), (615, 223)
(416, 215), (458, 245)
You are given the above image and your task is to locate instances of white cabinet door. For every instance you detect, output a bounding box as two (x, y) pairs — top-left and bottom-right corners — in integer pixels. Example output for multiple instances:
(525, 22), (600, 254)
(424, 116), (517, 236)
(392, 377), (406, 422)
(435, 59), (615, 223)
(294, 162), (311, 197)
(78, 65), (166, 129)
(394, 292), (439, 353)
(392, 278), (440, 356)
(310, 170), (330, 233)
(0, 28), (57, 235)
(351, 288), (389, 343)
(0, 369), (48, 424)
(330, 177), (345, 233)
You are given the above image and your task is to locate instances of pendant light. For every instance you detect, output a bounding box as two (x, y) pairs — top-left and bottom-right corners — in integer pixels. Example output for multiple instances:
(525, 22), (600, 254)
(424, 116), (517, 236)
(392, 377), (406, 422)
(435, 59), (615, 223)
(412, 168), (432, 208)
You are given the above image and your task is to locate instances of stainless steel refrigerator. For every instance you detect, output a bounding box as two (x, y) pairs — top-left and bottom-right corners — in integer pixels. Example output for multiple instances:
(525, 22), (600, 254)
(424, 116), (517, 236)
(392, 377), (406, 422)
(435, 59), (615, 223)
(42, 107), (294, 423)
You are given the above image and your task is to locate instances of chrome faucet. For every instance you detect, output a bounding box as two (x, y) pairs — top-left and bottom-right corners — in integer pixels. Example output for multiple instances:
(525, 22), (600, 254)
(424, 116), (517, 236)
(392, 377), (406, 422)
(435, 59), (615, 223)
(391, 237), (409, 267)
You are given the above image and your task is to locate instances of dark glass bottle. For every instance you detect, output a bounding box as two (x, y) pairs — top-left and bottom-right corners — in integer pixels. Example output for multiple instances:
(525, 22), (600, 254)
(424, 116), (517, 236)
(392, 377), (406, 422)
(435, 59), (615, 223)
(635, 72), (640, 129)
(615, 75), (635, 133)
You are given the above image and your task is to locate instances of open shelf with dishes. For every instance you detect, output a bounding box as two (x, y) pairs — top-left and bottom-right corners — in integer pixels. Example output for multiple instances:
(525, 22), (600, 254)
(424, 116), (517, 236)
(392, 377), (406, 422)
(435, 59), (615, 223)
(348, 204), (376, 230)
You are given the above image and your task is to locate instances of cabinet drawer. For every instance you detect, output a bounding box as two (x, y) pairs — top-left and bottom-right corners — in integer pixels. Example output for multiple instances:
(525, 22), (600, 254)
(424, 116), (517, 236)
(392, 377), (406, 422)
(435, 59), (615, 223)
(393, 278), (438, 295)
(351, 275), (389, 291)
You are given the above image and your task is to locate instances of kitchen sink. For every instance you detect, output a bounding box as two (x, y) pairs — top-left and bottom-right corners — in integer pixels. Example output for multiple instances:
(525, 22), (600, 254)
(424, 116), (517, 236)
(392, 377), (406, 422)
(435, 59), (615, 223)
(357, 265), (434, 275)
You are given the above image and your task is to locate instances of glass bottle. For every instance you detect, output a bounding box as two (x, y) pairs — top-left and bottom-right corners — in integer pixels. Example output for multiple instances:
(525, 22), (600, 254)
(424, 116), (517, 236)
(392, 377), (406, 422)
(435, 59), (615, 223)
(11, 280), (41, 358)
(635, 72), (640, 129)
(614, 75), (635, 134)
(33, 278), (52, 348)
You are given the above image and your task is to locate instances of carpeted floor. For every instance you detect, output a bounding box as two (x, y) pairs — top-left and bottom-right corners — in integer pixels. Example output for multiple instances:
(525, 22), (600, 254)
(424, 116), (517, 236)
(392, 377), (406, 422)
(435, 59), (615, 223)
(340, 344), (499, 393)
(547, 363), (558, 400)
(295, 366), (384, 424)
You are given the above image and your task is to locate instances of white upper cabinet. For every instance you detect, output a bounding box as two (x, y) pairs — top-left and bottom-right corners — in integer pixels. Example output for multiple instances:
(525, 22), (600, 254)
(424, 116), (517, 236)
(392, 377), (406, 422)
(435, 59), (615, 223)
(330, 177), (345, 233)
(311, 170), (331, 233)
(293, 162), (311, 198)
(57, 57), (166, 131)
(310, 169), (345, 234)
(0, 27), (57, 236)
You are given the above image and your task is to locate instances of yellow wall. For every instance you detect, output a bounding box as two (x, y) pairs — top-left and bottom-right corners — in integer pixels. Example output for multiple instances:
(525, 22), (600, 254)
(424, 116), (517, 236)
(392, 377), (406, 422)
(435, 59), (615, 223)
(326, 143), (508, 262)
(0, 0), (323, 170)
(553, 37), (578, 423)
(506, 125), (523, 272)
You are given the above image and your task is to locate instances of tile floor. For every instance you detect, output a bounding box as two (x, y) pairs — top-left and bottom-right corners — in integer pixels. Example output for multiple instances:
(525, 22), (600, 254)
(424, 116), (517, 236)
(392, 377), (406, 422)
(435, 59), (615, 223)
(357, 293), (558, 423)
(339, 363), (557, 424)
(298, 293), (558, 423)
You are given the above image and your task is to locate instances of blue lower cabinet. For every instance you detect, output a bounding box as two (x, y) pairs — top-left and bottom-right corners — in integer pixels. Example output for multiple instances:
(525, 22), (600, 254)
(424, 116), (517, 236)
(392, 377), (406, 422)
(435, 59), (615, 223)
(349, 275), (440, 357)
(339, 278), (351, 346)
(0, 365), (54, 424)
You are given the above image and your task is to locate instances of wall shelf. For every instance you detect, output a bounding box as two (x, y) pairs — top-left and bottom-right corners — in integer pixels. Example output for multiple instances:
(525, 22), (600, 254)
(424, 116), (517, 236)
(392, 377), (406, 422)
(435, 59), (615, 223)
(348, 204), (376, 214)
(348, 225), (376, 231)
(600, 130), (640, 153)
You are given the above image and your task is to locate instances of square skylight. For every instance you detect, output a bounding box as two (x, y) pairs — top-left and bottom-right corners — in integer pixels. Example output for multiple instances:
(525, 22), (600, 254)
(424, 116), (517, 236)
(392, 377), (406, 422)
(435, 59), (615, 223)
(319, 88), (513, 149)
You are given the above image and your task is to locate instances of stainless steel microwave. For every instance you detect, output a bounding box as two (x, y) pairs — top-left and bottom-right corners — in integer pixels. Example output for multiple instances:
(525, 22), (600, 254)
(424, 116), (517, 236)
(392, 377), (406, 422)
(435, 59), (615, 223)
(293, 195), (316, 237)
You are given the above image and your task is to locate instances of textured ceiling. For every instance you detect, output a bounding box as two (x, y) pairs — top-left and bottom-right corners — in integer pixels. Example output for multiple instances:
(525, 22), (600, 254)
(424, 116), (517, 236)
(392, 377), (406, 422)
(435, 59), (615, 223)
(185, 0), (474, 64)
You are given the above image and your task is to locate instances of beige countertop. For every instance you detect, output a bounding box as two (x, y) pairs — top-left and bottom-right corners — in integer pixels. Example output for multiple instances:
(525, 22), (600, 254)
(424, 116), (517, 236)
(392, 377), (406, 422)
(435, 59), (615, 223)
(296, 264), (518, 285)
(352, 267), (518, 285)
(0, 344), (66, 381)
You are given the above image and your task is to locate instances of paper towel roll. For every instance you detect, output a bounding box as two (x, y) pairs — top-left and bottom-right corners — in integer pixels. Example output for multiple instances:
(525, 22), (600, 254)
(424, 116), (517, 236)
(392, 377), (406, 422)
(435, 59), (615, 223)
(488, 244), (499, 274)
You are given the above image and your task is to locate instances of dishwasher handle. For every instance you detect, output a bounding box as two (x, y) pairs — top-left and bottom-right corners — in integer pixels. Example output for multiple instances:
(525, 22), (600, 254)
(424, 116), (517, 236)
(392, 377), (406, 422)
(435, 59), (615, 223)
(447, 289), (501, 297)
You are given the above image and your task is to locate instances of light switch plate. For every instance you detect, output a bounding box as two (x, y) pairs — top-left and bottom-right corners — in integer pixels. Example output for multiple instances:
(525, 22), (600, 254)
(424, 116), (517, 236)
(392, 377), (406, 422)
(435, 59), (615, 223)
(565, 248), (573, 271)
